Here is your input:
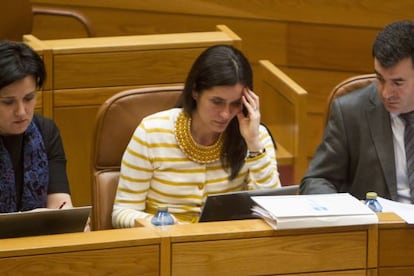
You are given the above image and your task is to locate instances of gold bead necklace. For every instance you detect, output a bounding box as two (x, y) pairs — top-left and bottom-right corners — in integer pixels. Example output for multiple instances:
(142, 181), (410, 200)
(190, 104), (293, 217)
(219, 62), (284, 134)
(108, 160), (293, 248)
(175, 111), (223, 164)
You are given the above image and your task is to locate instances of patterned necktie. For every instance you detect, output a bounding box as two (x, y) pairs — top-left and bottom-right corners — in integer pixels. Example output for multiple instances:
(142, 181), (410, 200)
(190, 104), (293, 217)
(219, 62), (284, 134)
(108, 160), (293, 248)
(400, 112), (414, 203)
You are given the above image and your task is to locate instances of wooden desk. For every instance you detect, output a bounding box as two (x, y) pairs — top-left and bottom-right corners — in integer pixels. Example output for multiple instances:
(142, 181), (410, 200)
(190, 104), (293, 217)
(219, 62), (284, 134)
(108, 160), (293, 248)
(377, 212), (414, 276)
(0, 217), (396, 275)
(2, 212), (413, 275)
(257, 60), (308, 184)
(164, 219), (374, 276)
(0, 228), (160, 275)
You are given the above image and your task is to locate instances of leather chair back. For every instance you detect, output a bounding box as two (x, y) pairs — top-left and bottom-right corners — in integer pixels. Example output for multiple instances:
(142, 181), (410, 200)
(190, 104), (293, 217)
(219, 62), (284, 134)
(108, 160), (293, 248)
(92, 86), (183, 230)
(326, 74), (376, 124)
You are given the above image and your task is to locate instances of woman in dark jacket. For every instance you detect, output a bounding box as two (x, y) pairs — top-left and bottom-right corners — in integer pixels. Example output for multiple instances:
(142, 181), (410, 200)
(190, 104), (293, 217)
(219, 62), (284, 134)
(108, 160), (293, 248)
(0, 40), (73, 212)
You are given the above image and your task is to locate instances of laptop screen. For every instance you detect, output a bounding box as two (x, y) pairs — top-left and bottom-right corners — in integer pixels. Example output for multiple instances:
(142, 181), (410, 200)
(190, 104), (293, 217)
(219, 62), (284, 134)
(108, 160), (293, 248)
(0, 206), (91, 239)
(198, 185), (298, 223)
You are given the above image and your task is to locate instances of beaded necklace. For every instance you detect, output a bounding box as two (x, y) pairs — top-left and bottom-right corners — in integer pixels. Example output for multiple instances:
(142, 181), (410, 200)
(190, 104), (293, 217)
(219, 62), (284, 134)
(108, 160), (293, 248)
(175, 111), (223, 164)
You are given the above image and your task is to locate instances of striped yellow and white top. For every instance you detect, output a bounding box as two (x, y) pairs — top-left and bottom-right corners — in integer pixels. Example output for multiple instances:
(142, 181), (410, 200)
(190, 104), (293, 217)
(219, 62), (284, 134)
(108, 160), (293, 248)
(112, 108), (280, 227)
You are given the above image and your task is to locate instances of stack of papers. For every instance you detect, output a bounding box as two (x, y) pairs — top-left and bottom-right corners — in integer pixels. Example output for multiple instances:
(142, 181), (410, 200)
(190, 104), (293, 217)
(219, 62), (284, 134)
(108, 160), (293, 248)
(251, 193), (378, 230)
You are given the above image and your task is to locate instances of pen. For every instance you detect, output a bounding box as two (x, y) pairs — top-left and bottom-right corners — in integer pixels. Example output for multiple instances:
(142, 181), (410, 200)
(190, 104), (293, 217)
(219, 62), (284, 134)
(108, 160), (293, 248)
(58, 201), (67, 209)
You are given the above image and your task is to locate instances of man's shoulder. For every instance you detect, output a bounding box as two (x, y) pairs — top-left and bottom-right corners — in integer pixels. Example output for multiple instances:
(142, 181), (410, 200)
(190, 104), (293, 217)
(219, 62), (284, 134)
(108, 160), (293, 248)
(334, 82), (378, 108)
(338, 82), (377, 100)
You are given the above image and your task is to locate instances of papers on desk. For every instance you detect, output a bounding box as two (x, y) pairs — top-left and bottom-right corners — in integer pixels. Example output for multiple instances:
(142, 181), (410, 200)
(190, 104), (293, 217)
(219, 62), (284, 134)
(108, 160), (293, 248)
(377, 197), (414, 224)
(251, 193), (378, 230)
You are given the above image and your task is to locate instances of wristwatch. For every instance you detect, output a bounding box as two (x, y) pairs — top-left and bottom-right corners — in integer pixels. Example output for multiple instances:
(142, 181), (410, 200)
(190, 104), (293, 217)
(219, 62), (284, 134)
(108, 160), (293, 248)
(247, 148), (266, 158)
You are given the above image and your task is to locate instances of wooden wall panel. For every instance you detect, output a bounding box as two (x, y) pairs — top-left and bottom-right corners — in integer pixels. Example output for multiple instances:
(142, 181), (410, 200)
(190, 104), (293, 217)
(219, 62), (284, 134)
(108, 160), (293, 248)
(31, 0), (414, 28)
(35, 91), (42, 112)
(33, 15), (92, 39)
(286, 24), (378, 72)
(260, 81), (296, 155)
(53, 49), (199, 89)
(54, 106), (97, 205)
(53, 87), (126, 107)
(255, 61), (308, 184)
(279, 67), (358, 158)
(379, 268), (414, 276)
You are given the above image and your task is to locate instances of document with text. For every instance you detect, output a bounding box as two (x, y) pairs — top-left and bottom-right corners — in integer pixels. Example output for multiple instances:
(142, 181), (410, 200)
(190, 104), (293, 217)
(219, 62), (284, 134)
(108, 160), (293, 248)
(251, 193), (378, 230)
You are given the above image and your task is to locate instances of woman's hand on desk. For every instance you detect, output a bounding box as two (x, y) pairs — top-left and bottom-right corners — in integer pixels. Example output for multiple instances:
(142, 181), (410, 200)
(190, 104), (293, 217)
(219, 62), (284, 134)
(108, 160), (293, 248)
(47, 193), (73, 209)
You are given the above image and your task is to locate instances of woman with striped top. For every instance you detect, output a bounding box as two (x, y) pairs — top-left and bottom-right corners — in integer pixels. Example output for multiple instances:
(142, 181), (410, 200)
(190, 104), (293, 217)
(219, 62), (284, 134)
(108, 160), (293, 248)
(112, 45), (281, 227)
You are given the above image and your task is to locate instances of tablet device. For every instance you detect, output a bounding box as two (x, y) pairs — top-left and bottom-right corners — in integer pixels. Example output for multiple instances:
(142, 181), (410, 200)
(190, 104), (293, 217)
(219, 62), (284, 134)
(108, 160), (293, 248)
(0, 206), (91, 239)
(198, 185), (299, 223)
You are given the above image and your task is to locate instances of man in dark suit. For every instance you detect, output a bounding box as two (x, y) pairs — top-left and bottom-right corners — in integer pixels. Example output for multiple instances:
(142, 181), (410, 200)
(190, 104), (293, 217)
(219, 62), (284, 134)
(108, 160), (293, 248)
(300, 20), (414, 204)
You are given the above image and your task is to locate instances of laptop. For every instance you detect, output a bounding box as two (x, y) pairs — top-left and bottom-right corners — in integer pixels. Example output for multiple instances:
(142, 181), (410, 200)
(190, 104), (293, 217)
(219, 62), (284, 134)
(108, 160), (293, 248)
(198, 185), (298, 223)
(0, 206), (91, 239)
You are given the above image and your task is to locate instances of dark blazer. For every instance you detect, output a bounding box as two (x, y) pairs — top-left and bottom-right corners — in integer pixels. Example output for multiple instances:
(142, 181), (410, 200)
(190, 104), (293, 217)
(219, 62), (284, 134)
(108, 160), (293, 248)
(300, 83), (398, 200)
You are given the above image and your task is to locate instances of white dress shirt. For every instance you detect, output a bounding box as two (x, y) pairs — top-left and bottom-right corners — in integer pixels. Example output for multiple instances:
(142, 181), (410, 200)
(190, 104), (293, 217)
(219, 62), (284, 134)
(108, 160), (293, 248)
(391, 113), (411, 203)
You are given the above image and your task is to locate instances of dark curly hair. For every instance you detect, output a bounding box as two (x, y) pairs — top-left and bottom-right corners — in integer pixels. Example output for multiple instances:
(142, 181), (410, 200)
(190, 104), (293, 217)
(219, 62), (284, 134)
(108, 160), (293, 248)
(372, 20), (414, 68)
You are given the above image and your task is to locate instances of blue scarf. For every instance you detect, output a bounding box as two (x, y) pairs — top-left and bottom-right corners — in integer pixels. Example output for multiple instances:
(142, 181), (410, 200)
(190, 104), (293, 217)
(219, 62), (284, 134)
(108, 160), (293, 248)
(0, 121), (49, 212)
